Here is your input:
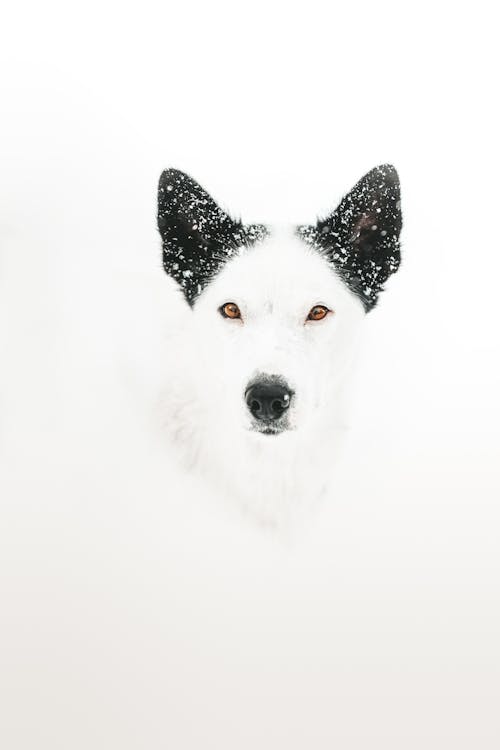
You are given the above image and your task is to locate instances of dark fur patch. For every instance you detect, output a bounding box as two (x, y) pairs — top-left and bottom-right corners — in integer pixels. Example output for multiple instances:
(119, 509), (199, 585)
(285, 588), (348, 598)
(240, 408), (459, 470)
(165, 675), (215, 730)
(297, 164), (402, 311)
(157, 169), (267, 304)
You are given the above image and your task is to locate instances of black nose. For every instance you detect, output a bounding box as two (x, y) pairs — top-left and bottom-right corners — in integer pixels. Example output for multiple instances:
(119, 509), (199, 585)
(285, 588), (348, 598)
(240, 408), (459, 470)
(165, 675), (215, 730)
(245, 380), (292, 421)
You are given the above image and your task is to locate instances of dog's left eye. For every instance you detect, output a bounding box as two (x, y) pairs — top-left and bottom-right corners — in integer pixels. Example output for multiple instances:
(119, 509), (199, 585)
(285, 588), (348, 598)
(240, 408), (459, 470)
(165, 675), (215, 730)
(307, 305), (331, 322)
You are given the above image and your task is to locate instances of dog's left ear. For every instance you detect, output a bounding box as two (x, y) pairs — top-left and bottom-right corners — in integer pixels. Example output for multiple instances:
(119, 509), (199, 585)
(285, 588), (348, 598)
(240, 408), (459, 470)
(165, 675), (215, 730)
(298, 164), (402, 310)
(157, 169), (267, 304)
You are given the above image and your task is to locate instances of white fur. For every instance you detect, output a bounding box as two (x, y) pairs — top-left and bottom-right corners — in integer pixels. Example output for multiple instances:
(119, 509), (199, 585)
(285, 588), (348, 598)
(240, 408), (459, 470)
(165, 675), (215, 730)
(159, 226), (366, 525)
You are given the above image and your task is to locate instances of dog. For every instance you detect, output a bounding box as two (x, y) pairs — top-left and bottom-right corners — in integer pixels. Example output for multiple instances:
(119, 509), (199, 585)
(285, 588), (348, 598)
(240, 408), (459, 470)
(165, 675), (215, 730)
(157, 166), (402, 523)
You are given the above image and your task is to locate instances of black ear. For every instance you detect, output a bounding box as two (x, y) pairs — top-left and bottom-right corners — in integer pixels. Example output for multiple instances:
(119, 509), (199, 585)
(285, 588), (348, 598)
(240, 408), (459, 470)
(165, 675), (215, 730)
(157, 169), (267, 304)
(297, 165), (402, 310)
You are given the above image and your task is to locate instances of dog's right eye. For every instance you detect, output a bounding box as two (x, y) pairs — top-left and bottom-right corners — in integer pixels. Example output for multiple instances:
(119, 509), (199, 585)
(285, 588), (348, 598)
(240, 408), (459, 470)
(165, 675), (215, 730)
(220, 302), (241, 319)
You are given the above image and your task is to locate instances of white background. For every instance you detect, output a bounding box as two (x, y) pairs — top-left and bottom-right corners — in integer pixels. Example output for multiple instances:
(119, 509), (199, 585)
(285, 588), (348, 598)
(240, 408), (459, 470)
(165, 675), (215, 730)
(1, 2), (499, 748)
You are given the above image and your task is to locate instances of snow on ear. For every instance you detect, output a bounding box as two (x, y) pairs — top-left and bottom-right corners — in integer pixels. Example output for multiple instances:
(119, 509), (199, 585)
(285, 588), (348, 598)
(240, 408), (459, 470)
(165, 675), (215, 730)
(297, 164), (402, 311)
(157, 169), (267, 304)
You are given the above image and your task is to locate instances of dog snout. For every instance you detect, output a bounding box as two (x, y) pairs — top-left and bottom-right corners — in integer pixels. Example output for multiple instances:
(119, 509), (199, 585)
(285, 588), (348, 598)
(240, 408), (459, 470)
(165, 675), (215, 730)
(245, 379), (293, 422)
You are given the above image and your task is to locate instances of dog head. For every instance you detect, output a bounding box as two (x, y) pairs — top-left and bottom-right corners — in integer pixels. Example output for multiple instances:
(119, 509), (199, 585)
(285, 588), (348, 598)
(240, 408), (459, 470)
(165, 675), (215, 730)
(158, 167), (402, 438)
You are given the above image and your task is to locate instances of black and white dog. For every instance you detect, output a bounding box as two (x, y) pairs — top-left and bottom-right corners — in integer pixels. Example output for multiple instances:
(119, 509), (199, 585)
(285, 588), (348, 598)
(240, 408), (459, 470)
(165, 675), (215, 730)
(157, 166), (402, 521)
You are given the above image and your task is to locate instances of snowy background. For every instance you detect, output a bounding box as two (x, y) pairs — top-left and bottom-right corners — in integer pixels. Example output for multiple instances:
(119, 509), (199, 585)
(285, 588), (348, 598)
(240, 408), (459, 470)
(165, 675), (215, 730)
(1, 2), (499, 748)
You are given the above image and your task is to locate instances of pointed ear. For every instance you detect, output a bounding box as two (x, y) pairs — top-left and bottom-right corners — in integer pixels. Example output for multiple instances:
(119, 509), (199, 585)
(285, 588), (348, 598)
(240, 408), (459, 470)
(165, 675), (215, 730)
(298, 165), (402, 310)
(157, 169), (267, 304)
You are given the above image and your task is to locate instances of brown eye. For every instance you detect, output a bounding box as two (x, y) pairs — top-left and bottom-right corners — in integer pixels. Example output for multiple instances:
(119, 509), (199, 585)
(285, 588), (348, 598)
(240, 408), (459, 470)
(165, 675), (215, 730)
(220, 302), (241, 319)
(307, 305), (331, 322)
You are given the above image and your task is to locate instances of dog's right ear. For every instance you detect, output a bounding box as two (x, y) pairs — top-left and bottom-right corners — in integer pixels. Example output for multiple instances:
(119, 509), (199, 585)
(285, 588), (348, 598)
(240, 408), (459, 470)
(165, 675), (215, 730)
(157, 169), (266, 304)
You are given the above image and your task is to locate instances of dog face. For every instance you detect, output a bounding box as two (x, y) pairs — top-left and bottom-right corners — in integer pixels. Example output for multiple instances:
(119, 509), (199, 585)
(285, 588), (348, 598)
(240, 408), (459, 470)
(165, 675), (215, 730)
(158, 167), (402, 439)
(191, 231), (367, 436)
